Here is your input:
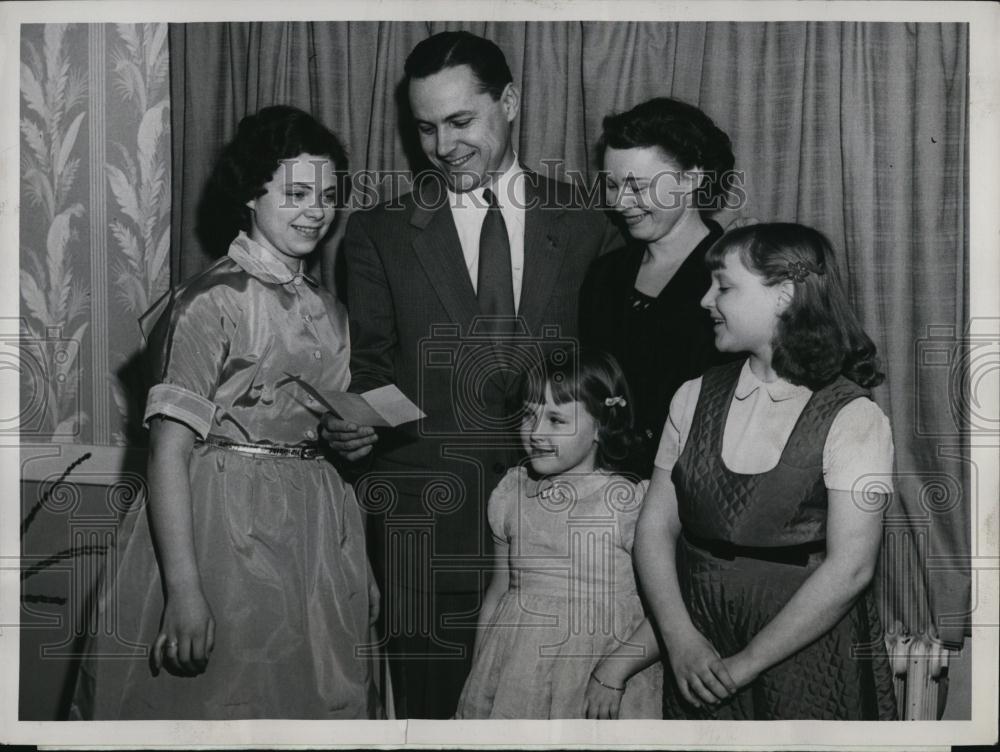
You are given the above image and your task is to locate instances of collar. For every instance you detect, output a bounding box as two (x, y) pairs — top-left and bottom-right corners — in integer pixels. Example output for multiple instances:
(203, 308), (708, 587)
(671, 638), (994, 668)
(733, 360), (811, 403)
(446, 157), (525, 211)
(227, 232), (317, 286)
(523, 470), (616, 500)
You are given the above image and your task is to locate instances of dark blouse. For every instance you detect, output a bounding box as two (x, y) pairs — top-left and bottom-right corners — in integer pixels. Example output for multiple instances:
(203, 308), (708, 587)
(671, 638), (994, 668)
(579, 219), (735, 478)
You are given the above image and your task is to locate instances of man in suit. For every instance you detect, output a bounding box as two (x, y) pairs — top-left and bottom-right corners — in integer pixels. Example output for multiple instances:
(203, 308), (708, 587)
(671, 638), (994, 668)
(322, 31), (620, 718)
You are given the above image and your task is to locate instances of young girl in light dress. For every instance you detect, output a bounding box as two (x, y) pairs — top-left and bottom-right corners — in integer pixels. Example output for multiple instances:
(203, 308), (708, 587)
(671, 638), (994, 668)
(636, 222), (897, 720)
(72, 106), (380, 719)
(454, 350), (662, 719)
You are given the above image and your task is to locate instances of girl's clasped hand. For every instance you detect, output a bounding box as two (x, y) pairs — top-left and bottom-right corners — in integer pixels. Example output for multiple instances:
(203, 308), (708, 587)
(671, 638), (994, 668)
(663, 629), (737, 708)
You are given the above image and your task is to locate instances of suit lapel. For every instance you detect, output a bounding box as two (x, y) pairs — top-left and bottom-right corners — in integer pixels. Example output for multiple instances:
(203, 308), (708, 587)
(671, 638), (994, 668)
(410, 178), (481, 326)
(408, 172), (571, 336)
(518, 174), (567, 335)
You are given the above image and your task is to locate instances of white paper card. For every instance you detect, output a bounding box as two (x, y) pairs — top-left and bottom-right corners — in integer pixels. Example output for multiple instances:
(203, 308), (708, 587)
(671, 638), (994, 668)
(324, 385), (425, 427)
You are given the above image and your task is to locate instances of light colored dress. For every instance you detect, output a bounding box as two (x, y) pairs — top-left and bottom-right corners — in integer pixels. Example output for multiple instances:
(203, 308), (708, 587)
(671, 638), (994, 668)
(455, 467), (663, 719)
(71, 233), (378, 720)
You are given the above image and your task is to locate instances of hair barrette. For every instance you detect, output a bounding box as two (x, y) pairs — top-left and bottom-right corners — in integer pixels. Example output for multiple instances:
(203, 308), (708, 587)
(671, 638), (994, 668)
(786, 260), (813, 283)
(604, 396), (627, 408)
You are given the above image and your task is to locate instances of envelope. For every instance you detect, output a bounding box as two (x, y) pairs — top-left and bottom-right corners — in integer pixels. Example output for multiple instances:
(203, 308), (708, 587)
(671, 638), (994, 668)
(324, 384), (426, 427)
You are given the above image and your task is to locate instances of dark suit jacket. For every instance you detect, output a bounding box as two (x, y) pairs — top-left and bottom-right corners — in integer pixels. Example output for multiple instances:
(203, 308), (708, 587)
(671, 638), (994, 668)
(343, 169), (620, 593)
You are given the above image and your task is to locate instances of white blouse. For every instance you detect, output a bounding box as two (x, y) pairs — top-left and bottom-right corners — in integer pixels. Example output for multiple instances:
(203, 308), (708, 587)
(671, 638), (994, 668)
(654, 361), (894, 493)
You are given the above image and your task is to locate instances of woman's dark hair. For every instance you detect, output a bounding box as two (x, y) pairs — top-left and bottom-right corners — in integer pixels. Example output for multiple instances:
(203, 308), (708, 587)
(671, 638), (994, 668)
(518, 348), (638, 472)
(404, 30), (513, 100)
(599, 97), (735, 211)
(210, 105), (350, 234)
(705, 222), (884, 390)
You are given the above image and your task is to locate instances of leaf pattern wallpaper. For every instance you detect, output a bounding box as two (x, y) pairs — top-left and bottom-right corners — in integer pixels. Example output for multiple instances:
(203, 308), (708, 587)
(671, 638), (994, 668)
(105, 23), (171, 445)
(20, 24), (91, 443)
(19, 23), (171, 448)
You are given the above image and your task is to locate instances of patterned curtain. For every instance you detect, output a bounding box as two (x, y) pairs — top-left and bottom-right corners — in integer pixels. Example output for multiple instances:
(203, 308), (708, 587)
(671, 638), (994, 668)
(165, 20), (969, 646)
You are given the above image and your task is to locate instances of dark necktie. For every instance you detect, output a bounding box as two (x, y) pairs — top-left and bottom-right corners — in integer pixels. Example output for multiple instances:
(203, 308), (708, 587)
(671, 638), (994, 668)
(477, 188), (515, 318)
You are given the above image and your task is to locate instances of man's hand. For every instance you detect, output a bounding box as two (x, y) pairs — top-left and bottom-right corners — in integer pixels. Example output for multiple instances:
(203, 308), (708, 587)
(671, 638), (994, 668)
(319, 414), (378, 460)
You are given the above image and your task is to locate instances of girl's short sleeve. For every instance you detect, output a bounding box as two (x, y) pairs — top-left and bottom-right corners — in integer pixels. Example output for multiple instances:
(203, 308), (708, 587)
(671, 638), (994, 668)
(824, 397), (895, 493)
(616, 478), (650, 555)
(653, 378), (701, 472)
(142, 288), (233, 439)
(487, 468), (522, 545)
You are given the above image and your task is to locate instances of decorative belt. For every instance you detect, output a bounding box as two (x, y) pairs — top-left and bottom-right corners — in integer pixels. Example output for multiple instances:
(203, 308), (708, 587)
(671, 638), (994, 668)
(682, 530), (825, 567)
(198, 436), (323, 460)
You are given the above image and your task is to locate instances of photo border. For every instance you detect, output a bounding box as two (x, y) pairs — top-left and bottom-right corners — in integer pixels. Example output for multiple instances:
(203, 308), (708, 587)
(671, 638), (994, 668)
(1, 0), (997, 747)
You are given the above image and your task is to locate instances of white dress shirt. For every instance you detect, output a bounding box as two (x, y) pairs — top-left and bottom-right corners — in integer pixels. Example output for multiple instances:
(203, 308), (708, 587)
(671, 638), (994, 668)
(447, 159), (526, 312)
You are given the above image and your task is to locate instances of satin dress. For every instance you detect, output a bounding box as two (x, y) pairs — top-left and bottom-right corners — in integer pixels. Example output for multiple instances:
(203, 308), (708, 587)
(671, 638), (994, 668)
(71, 233), (378, 719)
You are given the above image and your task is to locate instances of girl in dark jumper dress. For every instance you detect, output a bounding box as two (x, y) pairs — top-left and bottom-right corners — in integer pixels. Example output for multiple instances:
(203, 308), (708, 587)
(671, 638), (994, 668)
(635, 222), (897, 720)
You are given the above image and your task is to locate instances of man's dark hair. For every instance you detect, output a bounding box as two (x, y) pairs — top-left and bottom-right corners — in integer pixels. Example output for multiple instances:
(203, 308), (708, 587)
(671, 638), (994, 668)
(404, 31), (513, 100)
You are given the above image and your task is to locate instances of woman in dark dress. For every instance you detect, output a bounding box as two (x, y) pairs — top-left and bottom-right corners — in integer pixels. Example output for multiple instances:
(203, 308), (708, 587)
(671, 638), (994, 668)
(580, 97), (738, 477)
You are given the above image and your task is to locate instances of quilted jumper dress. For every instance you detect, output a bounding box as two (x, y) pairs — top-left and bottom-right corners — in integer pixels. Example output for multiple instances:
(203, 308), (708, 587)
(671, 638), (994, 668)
(663, 360), (897, 720)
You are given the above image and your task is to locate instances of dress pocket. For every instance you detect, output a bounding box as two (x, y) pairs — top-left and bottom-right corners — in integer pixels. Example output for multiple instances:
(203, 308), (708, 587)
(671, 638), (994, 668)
(240, 458), (292, 548)
(220, 456), (257, 557)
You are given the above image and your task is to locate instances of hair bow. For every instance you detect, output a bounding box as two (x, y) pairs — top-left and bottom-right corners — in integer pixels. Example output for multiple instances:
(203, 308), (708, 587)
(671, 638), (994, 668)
(604, 396), (627, 408)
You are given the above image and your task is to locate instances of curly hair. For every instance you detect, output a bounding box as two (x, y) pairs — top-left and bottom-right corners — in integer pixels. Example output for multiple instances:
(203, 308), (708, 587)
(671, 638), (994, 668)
(517, 349), (639, 472)
(599, 97), (735, 211)
(404, 31), (513, 100)
(209, 105), (349, 234)
(705, 222), (885, 390)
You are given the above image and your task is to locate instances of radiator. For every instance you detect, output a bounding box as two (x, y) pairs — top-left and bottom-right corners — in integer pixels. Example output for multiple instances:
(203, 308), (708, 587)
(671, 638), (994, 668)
(885, 628), (951, 720)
